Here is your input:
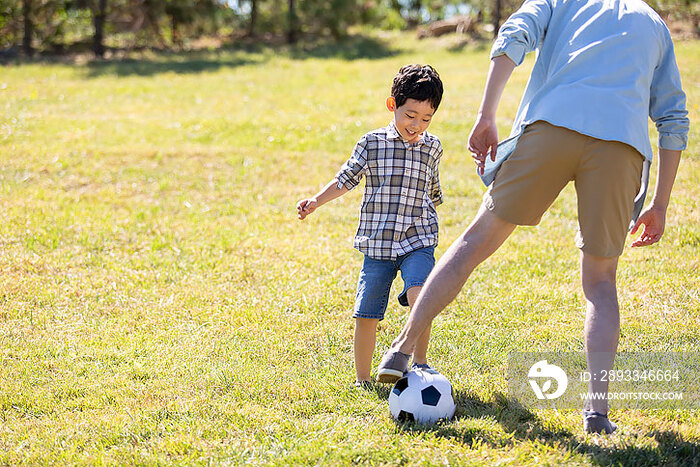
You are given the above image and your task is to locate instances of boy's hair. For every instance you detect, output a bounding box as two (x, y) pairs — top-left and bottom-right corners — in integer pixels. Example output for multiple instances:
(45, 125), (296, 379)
(391, 64), (443, 111)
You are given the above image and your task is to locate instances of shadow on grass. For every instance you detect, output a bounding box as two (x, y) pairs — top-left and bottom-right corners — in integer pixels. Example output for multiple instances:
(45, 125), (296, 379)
(81, 34), (396, 78)
(288, 34), (398, 60)
(83, 50), (267, 78)
(393, 390), (700, 466)
(446, 39), (490, 54)
(370, 384), (392, 399)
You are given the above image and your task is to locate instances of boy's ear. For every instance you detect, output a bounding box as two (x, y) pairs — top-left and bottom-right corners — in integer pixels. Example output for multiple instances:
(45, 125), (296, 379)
(386, 96), (396, 112)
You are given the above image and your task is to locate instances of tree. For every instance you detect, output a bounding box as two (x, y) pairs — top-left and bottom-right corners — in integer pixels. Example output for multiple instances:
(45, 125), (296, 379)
(93, 0), (108, 57)
(22, 0), (32, 55)
(247, 0), (258, 37)
(287, 0), (297, 43)
(492, 0), (500, 38)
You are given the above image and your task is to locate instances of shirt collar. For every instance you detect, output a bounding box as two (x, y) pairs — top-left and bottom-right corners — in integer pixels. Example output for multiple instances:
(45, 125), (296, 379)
(387, 121), (427, 146)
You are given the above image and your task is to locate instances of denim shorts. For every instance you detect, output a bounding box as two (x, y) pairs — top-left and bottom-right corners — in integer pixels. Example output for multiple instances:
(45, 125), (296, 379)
(352, 245), (436, 320)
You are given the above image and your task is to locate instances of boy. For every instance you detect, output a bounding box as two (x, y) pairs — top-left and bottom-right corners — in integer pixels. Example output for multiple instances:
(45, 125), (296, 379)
(296, 64), (445, 388)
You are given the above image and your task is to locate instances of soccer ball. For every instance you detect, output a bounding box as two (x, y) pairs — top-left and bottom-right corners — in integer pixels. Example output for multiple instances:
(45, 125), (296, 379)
(388, 368), (456, 424)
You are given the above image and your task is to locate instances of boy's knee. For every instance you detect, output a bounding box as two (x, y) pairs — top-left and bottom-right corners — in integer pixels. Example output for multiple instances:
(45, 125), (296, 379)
(404, 286), (422, 307)
(354, 317), (379, 328)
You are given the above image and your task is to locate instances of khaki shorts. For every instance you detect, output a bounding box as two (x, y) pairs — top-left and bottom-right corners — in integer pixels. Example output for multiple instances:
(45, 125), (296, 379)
(484, 121), (644, 257)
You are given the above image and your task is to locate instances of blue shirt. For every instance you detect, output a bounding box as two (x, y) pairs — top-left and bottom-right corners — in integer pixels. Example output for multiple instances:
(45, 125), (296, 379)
(491, 0), (689, 161)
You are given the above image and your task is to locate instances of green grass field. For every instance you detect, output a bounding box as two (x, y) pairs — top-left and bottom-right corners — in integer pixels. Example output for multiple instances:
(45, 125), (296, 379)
(1, 31), (699, 465)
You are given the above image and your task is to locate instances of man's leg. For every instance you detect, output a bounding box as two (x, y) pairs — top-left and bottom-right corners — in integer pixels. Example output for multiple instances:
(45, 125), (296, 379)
(571, 136), (643, 433)
(388, 206), (516, 356)
(581, 252), (620, 416)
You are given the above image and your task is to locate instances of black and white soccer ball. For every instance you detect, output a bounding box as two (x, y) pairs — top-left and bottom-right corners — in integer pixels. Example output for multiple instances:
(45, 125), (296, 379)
(388, 368), (456, 424)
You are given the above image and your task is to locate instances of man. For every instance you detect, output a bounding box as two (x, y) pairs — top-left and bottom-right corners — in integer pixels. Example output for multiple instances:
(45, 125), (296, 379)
(377, 0), (689, 434)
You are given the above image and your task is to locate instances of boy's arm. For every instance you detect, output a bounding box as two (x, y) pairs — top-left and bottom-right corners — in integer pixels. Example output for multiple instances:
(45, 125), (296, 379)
(630, 148), (682, 247)
(297, 179), (350, 220)
(428, 146), (443, 207)
(297, 134), (369, 220)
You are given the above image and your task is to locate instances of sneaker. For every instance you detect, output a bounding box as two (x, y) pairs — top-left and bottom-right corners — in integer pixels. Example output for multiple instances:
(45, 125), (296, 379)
(377, 350), (410, 384)
(411, 362), (435, 372)
(583, 410), (618, 434)
(353, 380), (374, 391)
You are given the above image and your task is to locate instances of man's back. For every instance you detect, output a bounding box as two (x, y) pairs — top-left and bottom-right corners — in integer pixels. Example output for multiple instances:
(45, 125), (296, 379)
(493, 0), (688, 160)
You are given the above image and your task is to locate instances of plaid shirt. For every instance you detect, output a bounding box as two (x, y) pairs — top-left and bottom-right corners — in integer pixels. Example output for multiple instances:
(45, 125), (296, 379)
(335, 122), (443, 260)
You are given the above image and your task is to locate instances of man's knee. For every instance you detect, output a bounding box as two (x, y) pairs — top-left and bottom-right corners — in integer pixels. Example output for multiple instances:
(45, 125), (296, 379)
(581, 252), (618, 298)
(458, 207), (516, 258)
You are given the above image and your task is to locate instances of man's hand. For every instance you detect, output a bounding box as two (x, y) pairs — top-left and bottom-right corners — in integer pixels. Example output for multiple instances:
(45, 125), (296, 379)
(630, 205), (667, 247)
(296, 198), (318, 220)
(468, 116), (499, 175)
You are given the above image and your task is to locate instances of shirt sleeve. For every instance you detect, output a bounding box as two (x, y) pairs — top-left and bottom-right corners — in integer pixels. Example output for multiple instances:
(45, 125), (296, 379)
(649, 32), (689, 151)
(490, 0), (553, 65)
(428, 144), (443, 207)
(335, 135), (369, 190)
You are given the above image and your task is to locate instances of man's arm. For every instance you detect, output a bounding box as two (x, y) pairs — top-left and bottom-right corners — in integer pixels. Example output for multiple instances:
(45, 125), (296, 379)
(468, 0), (551, 173)
(296, 179), (350, 220)
(468, 54), (517, 174)
(630, 148), (682, 247)
(633, 27), (688, 248)
(649, 31), (689, 154)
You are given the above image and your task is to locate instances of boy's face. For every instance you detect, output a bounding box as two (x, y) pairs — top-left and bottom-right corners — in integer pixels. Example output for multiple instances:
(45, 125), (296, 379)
(386, 97), (435, 145)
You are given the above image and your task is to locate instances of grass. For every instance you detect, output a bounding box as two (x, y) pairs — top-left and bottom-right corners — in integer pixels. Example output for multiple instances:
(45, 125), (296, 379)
(1, 30), (699, 465)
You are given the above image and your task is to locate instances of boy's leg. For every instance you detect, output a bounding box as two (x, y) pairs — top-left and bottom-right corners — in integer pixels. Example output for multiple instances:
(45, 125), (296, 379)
(404, 286), (431, 365)
(352, 254), (396, 382)
(395, 247), (436, 366)
(354, 317), (380, 382)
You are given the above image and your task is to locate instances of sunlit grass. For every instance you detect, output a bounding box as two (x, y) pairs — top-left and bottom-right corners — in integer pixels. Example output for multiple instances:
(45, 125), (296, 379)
(1, 31), (699, 465)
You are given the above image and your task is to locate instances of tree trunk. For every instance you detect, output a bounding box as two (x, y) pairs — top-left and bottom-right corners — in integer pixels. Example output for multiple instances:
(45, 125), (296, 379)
(492, 0), (501, 38)
(22, 0), (32, 56)
(93, 0), (108, 57)
(287, 0), (297, 44)
(248, 0), (258, 37)
(171, 15), (180, 46)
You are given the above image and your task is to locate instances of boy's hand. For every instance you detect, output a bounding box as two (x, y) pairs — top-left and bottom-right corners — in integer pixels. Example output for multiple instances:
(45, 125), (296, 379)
(296, 198), (318, 220)
(468, 116), (499, 175)
(630, 205), (666, 247)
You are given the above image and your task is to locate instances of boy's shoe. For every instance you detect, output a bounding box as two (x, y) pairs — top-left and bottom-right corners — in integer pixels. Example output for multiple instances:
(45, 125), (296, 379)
(411, 363), (440, 375)
(377, 350), (410, 384)
(411, 362), (437, 373)
(583, 410), (618, 434)
(353, 380), (374, 391)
